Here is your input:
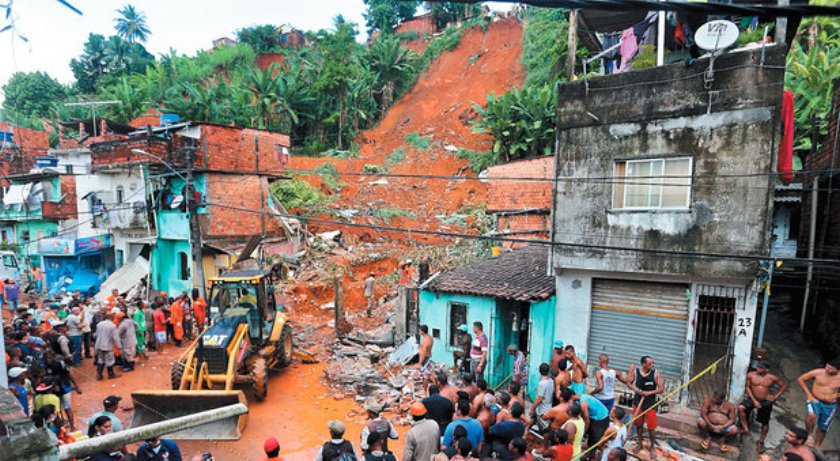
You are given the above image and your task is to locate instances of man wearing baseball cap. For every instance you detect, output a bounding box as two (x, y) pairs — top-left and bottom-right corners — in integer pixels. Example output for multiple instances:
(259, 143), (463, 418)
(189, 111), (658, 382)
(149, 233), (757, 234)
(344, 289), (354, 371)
(88, 395), (123, 432)
(263, 436), (282, 461)
(316, 420), (357, 461)
(8, 367), (29, 416)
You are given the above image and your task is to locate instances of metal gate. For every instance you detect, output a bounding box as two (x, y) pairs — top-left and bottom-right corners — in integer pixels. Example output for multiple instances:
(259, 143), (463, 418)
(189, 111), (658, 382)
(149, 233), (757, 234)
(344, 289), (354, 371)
(688, 285), (740, 407)
(588, 279), (690, 381)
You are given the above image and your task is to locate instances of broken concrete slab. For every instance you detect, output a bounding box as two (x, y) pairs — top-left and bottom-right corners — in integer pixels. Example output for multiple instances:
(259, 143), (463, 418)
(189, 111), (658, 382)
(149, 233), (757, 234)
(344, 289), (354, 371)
(388, 336), (418, 366)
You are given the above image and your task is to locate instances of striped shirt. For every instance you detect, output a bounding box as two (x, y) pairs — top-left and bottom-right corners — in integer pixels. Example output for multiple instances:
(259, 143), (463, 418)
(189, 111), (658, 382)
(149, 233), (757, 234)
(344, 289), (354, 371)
(513, 351), (528, 384)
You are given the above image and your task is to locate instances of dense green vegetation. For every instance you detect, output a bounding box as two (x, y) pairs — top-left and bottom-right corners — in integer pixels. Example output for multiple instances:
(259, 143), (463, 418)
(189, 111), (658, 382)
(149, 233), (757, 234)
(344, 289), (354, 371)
(1, 3), (486, 155)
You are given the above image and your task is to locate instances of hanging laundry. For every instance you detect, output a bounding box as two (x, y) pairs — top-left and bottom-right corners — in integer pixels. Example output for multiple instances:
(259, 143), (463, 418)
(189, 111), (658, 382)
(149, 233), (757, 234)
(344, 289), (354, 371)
(778, 90), (795, 185)
(618, 27), (638, 72)
(601, 32), (622, 74)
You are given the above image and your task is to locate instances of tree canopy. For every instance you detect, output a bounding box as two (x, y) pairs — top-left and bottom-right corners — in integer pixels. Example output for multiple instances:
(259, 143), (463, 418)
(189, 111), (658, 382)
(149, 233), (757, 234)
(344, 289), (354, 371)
(2, 71), (70, 120)
(362, 0), (418, 35)
(236, 25), (282, 54)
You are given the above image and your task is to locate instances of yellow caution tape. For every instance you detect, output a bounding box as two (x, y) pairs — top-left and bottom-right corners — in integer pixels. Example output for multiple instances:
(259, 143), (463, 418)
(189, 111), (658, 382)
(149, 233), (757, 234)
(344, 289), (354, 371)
(572, 354), (729, 461)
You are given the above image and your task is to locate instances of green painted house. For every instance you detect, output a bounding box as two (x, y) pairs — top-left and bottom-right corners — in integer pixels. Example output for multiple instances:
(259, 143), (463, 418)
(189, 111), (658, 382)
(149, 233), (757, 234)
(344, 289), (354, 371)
(418, 245), (556, 398)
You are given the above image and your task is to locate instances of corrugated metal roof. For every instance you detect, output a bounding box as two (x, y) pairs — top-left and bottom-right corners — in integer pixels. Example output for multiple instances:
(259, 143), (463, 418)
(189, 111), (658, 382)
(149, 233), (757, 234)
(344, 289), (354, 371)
(425, 245), (555, 302)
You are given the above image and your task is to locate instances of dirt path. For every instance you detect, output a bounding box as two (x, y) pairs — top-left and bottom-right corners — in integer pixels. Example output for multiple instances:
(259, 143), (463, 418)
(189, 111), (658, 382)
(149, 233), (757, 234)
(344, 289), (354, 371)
(71, 346), (406, 461)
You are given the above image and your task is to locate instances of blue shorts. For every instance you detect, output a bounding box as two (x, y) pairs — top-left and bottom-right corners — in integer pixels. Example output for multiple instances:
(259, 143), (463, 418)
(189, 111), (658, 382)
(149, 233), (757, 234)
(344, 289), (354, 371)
(570, 381), (586, 395)
(807, 400), (837, 432)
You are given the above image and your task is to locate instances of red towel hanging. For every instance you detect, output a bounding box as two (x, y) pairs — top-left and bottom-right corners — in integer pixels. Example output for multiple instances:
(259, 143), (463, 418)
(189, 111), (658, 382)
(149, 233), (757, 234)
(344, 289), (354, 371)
(778, 90), (795, 184)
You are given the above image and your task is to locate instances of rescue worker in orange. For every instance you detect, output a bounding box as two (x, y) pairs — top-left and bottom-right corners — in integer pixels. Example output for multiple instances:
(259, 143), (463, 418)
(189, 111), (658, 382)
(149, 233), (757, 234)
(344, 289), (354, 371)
(170, 295), (185, 347)
(192, 288), (207, 331)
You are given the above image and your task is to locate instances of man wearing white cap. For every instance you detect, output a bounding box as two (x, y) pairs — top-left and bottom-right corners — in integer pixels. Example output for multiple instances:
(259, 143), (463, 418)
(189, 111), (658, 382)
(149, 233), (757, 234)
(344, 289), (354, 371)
(8, 367), (29, 416)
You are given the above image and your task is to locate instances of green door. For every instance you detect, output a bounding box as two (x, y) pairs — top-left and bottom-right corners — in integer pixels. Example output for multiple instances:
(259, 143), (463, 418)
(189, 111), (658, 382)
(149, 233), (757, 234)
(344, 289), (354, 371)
(489, 299), (517, 389)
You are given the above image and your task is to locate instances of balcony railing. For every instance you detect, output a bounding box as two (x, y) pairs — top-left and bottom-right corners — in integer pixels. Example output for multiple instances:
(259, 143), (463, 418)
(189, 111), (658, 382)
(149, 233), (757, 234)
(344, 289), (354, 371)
(92, 201), (149, 229)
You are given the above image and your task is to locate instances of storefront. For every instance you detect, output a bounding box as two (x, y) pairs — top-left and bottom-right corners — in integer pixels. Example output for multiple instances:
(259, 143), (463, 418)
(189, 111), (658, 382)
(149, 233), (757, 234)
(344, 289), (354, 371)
(39, 234), (115, 296)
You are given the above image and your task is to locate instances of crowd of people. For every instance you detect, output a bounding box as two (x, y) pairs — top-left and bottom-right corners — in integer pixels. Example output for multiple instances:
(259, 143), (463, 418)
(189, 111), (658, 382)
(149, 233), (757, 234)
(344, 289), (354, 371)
(402, 322), (838, 461)
(3, 285), (210, 459)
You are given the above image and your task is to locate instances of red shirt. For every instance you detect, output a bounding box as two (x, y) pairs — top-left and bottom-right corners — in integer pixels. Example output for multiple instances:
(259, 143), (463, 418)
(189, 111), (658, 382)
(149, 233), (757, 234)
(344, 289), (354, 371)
(552, 445), (573, 461)
(153, 308), (167, 332)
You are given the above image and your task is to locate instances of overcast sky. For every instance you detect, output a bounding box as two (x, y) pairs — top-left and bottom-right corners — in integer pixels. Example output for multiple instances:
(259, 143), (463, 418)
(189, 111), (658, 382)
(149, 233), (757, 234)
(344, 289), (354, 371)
(0, 0), (373, 90)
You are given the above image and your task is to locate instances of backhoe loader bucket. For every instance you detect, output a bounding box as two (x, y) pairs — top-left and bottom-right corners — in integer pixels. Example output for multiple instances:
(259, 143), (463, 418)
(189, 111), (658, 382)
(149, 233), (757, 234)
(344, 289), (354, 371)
(130, 390), (248, 440)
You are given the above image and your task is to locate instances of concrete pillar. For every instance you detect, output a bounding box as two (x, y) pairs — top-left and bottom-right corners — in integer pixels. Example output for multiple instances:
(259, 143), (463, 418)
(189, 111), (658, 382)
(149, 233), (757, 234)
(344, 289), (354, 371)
(730, 287), (759, 401)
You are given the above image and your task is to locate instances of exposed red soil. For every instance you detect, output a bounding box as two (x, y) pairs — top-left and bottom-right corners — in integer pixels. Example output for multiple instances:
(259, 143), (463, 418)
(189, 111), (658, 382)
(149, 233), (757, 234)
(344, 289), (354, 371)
(286, 17), (525, 317)
(289, 16), (525, 232)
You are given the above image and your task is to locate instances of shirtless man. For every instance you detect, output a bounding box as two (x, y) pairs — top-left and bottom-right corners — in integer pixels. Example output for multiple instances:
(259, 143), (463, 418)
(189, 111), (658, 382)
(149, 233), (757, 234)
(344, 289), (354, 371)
(418, 325), (434, 394)
(461, 373), (479, 401)
(697, 390), (739, 451)
(783, 427), (816, 461)
(565, 345), (588, 396)
(550, 340), (569, 377)
(436, 371), (459, 404)
(797, 358), (840, 447)
(543, 386), (575, 431)
(738, 360), (786, 450)
(471, 378), (488, 417)
(496, 392), (513, 423)
(477, 393), (497, 435)
(555, 367), (572, 404)
(508, 381), (525, 409)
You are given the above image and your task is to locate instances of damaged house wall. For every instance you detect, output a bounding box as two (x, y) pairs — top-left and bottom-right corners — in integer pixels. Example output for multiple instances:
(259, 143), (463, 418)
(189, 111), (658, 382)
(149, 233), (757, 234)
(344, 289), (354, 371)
(550, 47), (786, 404)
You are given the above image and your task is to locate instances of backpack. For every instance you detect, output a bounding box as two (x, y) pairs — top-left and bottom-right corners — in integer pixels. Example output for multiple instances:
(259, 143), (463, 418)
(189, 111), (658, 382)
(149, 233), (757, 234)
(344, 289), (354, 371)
(322, 440), (356, 461)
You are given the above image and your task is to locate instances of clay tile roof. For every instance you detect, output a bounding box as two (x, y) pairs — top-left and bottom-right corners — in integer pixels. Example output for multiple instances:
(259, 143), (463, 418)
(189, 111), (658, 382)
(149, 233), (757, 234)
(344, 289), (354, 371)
(425, 245), (554, 302)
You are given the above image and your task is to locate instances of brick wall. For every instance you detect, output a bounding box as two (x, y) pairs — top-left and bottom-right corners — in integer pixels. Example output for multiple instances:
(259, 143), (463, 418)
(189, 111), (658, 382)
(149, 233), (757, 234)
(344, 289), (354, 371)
(486, 156), (554, 212)
(42, 175), (78, 220)
(0, 122), (50, 179)
(90, 136), (186, 167)
(203, 173), (282, 237)
(199, 124), (290, 173)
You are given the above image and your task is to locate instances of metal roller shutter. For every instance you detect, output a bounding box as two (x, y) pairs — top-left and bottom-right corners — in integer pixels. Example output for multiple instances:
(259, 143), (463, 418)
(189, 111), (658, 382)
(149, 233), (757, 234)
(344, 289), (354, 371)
(588, 279), (690, 380)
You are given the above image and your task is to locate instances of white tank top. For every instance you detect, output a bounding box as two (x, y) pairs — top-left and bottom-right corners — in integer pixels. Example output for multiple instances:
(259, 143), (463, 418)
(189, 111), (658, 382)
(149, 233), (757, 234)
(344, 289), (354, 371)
(593, 368), (616, 400)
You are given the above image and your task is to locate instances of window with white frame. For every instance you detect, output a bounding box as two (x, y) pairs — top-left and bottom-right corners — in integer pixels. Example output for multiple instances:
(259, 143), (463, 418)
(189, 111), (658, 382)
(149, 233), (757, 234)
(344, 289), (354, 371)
(613, 157), (692, 209)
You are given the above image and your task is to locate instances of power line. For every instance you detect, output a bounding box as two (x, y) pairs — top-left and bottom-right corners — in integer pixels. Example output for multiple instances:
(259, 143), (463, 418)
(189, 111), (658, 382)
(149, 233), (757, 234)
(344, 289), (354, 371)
(203, 200), (840, 267)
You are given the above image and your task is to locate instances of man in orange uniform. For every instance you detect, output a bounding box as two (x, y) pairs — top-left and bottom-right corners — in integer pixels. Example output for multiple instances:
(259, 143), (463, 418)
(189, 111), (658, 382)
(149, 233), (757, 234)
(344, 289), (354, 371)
(192, 288), (207, 332)
(170, 296), (184, 347)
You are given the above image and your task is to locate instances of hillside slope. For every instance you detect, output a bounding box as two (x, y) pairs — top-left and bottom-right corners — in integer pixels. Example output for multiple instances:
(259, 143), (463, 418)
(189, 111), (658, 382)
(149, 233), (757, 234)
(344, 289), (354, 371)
(289, 17), (525, 242)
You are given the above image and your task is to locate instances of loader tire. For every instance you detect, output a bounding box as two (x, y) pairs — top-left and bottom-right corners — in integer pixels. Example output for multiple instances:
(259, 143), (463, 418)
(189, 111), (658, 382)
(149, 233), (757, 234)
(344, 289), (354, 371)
(277, 324), (294, 368)
(171, 361), (185, 390)
(250, 357), (268, 401)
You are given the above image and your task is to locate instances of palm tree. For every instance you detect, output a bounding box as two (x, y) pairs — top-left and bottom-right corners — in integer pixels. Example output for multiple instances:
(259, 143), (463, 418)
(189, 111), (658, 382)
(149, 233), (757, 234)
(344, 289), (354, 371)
(367, 37), (417, 112)
(114, 4), (151, 44)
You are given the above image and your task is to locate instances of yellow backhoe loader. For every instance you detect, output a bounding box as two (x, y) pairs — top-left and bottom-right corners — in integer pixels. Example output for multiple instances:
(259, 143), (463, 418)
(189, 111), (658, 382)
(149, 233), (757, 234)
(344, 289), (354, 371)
(130, 270), (293, 439)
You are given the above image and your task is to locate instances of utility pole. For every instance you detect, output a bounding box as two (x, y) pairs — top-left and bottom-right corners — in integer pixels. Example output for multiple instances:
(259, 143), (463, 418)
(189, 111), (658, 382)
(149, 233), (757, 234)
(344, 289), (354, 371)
(64, 100), (120, 137)
(566, 10), (578, 81)
(800, 175), (819, 332)
(186, 146), (206, 297)
(756, 260), (777, 348)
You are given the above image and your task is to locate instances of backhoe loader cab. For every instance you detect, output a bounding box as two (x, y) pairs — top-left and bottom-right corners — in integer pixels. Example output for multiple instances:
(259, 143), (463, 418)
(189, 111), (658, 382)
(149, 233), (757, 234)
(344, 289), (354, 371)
(130, 270), (293, 439)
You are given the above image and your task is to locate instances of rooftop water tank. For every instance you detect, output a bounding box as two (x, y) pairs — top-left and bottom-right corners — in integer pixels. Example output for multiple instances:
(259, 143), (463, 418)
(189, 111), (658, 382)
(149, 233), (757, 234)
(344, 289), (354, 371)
(160, 113), (181, 126)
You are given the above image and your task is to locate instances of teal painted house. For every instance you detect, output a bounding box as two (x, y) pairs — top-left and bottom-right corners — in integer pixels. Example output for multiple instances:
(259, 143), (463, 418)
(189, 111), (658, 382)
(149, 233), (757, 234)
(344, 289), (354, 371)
(418, 246), (556, 398)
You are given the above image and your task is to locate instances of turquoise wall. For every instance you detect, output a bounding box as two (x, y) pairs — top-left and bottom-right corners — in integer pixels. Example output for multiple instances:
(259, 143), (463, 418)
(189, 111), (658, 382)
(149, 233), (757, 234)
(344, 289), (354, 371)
(527, 297), (556, 398)
(151, 238), (191, 295)
(419, 289), (556, 399)
(15, 221), (58, 258)
(158, 211), (190, 240)
(418, 290), (494, 368)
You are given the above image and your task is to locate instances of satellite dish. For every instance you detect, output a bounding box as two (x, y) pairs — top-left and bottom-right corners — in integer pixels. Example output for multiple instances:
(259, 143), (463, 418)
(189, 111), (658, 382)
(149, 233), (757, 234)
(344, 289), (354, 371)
(695, 20), (739, 51)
